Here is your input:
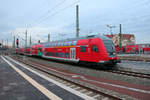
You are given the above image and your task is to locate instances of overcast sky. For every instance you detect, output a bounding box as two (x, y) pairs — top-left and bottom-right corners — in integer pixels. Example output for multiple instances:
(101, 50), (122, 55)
(0, 0), (150, 46)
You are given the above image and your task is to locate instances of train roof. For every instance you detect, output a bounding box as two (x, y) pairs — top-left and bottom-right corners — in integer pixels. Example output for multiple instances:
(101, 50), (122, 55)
(46, 35), (112, 43)
(26, 35), (112, 48)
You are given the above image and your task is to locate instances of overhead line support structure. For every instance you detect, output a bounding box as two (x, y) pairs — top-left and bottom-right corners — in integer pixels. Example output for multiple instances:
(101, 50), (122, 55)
(119, 24), (122, 53)
(76, 5), (79, 38)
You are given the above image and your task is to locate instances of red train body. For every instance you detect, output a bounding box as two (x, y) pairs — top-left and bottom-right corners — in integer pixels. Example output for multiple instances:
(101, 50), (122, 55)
(115, 44), (150, 54)
(16, 35), (120, 65)
(31, 44), (43, 56)
(16, 47), (24, 54)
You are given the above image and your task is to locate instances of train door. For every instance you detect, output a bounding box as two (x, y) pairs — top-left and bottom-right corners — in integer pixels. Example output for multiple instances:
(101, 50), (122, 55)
(70, 48), (76, 59)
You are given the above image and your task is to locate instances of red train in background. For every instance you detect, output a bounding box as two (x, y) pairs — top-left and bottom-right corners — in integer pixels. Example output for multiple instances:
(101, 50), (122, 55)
(16, 35), (121, 66)
(115, 44), (150, 54)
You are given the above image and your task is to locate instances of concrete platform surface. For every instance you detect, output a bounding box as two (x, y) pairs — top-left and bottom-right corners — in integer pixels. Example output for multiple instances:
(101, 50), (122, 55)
(0, 56), (94, 100)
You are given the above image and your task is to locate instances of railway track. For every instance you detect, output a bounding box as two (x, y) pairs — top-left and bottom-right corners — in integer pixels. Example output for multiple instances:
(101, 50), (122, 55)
(13, 54), (150, 80)
(106, 69), (150, 79)
(8, 55), (121, 100)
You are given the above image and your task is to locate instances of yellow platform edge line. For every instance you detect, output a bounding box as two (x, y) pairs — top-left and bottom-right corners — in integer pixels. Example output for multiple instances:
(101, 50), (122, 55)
(2, 56), (62, 100)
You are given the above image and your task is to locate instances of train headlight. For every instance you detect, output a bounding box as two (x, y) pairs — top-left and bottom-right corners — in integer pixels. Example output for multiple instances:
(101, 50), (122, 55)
(113, 52), (116, 55)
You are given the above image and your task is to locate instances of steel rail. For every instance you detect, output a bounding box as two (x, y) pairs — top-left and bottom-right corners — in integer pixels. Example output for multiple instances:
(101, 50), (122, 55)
(12, 54), (150, 79)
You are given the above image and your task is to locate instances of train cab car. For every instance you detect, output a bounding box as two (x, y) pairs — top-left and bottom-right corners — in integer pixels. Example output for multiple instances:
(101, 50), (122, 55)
(42, 35), (120, 65)
(77, 36), (119, 65)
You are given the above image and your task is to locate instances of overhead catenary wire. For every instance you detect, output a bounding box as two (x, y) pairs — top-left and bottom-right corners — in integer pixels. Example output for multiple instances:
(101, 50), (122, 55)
(29, 0), (67, 28)
(24, 0), (80, 43)
(31, 0), (80, 27)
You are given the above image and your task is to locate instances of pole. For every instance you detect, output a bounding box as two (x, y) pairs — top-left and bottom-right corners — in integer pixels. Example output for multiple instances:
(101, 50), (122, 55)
(30, 36), (31, 45)
(2, 39), (3, 46)
(7, 39), (8, 47)
(110, 27), (113, 36)
(25, 30), (27, 48)
(76, 5), (79, 38)
(14, 36), (15, 48)
(48, 33), (50, 42)
(23, 30), (27, 61)
(119, 24), (122, 53)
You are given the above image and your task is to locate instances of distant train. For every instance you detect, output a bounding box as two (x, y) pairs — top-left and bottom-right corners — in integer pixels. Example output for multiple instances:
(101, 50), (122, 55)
(115, 44), (150, 54)
(16, 35), (120, 66)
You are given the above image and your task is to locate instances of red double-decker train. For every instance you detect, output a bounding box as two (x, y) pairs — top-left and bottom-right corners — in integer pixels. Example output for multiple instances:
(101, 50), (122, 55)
(16, 35), (120, 65)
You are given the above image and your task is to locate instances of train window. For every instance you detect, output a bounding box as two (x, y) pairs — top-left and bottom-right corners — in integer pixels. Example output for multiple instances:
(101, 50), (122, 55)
(65, 53), (69, 58)
(142, 45), (145, 48)
(64, 42), (67, 46)
(47, 52), (49, 56)
(68, 41), (72, 46)
(92, 45), (99, 52)
(51, 52), (54, 56)
(58, 42), (60, 46)
(60, 42), (62, 46)
(62, 53), (65, 57)
(66, 42), (68, 46)
(80, 46), (86, 52)
(59, 52), (62, 57)
(55, 43), (57, 46)
(38, 48), (41, 50)
(48, 43), (50, 47)
(62, 42), (64, 46)
(72, 41), (77, 46)
(55, 43), (57, 47)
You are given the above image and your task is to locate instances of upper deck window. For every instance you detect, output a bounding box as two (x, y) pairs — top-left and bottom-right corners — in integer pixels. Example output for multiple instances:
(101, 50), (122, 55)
(69, 41), (72, 46)
(51, 43), (54, 47)
(58, 42), (61, 46)
(64, 42), (67, 46)
(72, 41), (77, 46)
(92, 45), (99, 52)
(48, 43), (50, 47)
(61, 42), (63, 46)
(54, 43), (56, 46)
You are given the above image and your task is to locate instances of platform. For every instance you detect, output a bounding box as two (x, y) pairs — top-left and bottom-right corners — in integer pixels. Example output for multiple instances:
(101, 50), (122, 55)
(0, 56), (94, 100)
(118, 54), (150, 62)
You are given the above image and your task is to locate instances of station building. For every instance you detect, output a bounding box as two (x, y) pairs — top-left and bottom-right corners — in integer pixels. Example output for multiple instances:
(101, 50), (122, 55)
(104, 34), (135, 46)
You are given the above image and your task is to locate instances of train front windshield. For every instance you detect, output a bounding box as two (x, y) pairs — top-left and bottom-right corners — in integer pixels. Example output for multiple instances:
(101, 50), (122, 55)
(103, 40), (116, 53)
